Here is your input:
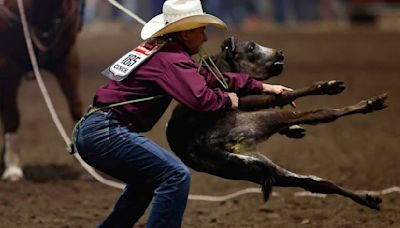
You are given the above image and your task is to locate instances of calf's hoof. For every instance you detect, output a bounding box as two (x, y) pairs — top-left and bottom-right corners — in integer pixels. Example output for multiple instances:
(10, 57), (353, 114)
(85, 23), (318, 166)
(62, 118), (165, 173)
(279, 125), (306, 139)
(360, 194), (382, 210)
(317, 80), (345, 95)
(2, 166), (24, 181)
(360, 93), (388, 113)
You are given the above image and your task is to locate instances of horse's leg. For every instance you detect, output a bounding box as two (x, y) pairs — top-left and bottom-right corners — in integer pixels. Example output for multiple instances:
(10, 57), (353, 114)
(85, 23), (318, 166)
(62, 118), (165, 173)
(0, 58), (24, 181)
(2, 133), (23, 181)
(48, 46), (82, 122)
(239, 80), (346, 111)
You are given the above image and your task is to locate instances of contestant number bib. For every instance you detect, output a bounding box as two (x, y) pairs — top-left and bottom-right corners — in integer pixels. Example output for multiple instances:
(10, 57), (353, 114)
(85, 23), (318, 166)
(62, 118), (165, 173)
(110, 51), (145, 77)
(102, 39), (166, 81)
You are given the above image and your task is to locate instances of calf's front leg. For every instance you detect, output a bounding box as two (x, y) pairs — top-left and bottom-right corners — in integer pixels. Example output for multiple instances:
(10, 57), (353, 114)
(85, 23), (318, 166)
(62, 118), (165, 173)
(239, 80), (346, 138)
(239, 80), (345, 111)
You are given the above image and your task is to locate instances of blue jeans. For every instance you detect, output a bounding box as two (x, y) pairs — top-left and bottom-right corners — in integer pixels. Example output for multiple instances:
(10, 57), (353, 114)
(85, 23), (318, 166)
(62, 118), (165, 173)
(75, 111), (191, 227)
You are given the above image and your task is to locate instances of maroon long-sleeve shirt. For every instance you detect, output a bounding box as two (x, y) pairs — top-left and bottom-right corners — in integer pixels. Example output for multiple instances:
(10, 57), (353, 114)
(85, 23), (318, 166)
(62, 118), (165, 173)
(94, 39), (263, 132)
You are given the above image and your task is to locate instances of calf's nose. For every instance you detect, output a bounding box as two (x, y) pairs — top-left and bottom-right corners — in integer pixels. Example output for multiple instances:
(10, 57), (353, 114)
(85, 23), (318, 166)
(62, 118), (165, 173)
(276, 50), (284, 61)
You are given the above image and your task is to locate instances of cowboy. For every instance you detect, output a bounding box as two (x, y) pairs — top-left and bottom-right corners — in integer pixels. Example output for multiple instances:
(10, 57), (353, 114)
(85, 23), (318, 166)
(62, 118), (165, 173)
(74, 0), (292, 227)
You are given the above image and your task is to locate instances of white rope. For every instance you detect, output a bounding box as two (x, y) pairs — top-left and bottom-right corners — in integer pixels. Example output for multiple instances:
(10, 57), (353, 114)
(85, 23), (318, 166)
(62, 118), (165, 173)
(189, 186), (400, 202)
(107, 0), (146, 26)
(16, 0), (400, 203)
(189, 189), (281, 201)
(356, 186), (400, 196)
(294, 186), (400, 198)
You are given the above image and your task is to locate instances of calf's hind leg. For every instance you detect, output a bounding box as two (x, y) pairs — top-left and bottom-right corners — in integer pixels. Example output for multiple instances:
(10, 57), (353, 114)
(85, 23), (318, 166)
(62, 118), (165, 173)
(253, 153), (382, 210)
(273, 165), (382, 210)
(182, 150), (381, 210)
(180, 149), (278, 201)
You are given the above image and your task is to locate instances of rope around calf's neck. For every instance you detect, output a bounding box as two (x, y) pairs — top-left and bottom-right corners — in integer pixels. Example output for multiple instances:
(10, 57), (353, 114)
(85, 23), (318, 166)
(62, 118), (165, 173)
(198, 47), (229, 90)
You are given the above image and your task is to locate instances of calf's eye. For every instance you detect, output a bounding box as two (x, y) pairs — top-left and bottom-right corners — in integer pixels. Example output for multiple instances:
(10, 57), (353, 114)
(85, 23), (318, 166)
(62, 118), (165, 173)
(247, 43), (255, 52)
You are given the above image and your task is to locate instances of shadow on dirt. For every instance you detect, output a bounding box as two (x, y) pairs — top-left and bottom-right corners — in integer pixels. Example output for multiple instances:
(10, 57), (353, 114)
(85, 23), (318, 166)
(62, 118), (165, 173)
(23, 165), (82, 182)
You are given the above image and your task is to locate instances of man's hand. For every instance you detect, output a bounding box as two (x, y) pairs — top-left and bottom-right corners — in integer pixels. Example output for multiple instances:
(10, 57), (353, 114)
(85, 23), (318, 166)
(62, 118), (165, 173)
(262, 83), (296, 108)
(228, 92), (239, 109)
(262, 83), (293, 95)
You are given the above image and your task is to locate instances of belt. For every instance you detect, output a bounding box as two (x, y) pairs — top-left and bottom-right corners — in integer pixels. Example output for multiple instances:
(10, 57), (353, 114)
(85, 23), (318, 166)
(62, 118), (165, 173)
(87, 105), (111, 114)
(68, 106), (112, 155)
(87, 105), (137, 132)
(69, 105), (137, 154)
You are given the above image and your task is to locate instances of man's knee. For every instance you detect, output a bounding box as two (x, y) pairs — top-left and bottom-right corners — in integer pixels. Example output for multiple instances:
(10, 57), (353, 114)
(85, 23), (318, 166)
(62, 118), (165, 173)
(177, 165), (191, 186)
(168, 165), (191, 189)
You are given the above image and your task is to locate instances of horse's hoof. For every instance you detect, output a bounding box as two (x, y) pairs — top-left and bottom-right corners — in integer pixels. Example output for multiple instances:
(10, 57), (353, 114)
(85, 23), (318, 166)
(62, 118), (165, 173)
(2, 166), (24, 181)
(317, 80), (346, 95)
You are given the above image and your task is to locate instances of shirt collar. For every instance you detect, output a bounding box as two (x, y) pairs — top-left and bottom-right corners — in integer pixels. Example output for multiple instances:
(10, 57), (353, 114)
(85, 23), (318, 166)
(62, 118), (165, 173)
(162, 38), (193, 56)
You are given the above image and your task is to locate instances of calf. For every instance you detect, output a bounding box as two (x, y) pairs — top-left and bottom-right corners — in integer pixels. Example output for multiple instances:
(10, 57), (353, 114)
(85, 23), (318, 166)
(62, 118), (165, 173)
(166, 37), (386, 210)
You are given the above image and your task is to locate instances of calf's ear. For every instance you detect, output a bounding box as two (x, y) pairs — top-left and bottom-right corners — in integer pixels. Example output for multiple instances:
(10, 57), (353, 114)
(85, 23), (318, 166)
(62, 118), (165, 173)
(221, 36), (236, 59)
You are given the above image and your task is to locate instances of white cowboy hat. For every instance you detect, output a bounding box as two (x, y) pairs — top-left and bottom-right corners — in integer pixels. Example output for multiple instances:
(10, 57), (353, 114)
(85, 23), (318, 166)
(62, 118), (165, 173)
(141, 0), (227, 40)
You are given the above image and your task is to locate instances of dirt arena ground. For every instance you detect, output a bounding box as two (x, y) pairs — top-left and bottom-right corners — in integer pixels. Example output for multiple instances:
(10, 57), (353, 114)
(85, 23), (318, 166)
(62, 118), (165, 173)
(1, 23), (399, 227)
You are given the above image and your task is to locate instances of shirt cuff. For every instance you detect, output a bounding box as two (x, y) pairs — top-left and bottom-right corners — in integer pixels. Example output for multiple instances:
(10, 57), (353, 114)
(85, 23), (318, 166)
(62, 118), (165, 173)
(224, 95), (232, 109)
(254, 80), (264, 93)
